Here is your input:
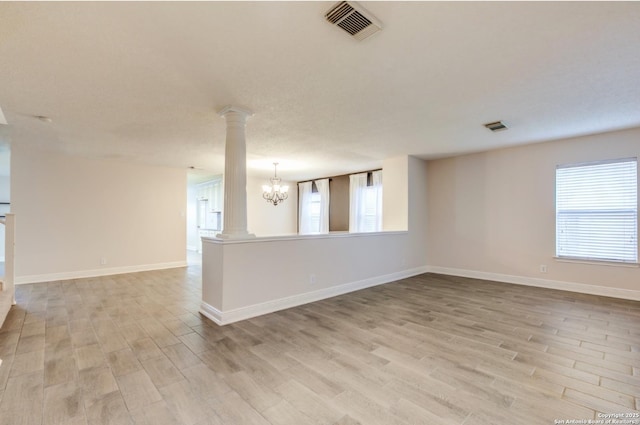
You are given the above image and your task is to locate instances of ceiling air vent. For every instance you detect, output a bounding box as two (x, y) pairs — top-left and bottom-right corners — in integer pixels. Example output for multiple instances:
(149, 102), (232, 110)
(325, 1), (382, 41)
(484, 121), (508, 132)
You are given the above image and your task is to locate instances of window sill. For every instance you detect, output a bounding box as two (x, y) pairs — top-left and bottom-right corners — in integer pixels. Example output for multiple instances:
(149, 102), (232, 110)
(554, 257), (639, 268)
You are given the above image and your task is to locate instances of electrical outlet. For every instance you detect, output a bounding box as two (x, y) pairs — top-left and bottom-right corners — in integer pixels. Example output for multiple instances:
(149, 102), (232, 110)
(309, 274), (317, 285)
(101, 257), (107, 265)
(539, 264), (547, 273)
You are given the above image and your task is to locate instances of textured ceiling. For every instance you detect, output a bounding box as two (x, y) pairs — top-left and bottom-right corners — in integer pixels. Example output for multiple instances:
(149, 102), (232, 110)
(1, 2), (639, 181)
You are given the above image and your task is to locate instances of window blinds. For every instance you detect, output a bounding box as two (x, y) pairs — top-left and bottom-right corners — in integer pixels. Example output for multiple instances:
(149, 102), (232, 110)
(556, 158), (638, 263)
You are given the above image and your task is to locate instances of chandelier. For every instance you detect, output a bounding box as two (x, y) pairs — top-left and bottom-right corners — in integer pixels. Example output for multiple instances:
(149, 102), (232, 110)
(262, 162), (289, 206)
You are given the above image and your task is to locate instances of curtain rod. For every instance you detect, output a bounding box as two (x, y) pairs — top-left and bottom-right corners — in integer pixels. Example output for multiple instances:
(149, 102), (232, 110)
(297, 168), (382, 184)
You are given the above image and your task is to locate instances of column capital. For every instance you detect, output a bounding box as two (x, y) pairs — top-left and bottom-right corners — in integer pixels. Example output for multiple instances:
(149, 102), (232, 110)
(217, 105), (254, 118)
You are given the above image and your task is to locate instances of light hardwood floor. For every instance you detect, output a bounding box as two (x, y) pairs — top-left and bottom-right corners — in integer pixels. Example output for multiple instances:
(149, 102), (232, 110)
(0, 265), (638, 424)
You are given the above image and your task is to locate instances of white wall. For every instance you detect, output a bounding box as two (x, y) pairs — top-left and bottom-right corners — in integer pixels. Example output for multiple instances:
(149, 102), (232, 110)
(202, 232), (425, 319)
(186, 184), (199, 251)
(187, 175), (297, 252)
(246, 175), (297, 236)
(201, 155), (430, 325)
(11, 146), (187, 283)
(426, 127), (640, 294)
(383, 156), (409, 231)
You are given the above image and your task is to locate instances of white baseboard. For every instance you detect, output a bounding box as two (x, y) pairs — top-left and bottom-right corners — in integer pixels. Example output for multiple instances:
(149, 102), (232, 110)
(427, 266), (640, 301)
(186, 245), (199, 252)
(200, 265), (430, 326)
(0, 289), (14, 329)
(15, 261), (188, 285)
(199, 302), (224, 326)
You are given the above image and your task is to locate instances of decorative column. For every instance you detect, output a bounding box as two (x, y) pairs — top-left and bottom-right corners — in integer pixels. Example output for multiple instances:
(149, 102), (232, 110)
(217, 105), (255, 239)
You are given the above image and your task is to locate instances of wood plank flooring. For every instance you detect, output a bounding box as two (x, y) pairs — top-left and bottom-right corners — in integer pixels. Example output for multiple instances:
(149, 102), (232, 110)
(0, 265), (638, 424)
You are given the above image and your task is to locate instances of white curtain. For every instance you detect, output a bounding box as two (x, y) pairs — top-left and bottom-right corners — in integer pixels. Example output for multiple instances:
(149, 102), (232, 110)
(372, 170), (383, 231)
(314, 178), (330, 234)
(349, 173), (369, 233)
(350, 171), (383, 233)
(298, 181), (314, 234)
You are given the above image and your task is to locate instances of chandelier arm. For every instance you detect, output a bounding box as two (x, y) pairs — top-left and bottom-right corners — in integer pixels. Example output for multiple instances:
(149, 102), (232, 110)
(262, 162), (287, 206)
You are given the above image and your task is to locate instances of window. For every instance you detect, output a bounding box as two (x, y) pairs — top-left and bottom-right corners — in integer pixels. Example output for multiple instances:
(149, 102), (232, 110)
(307, 192), (322, 233)
(556, 158), (637, 263)
(349, 170), (382, 232)
(299, 179), (330, 234)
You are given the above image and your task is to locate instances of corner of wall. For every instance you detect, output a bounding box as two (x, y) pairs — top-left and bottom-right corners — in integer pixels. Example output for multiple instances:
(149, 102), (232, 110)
(382, 156), (409, 231)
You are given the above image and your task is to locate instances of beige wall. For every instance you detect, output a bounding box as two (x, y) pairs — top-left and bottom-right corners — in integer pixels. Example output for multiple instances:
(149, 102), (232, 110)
(427, 127), (640, 292)
(0, 175), (10, 261)
(247, 175), (297, 236)
(11, 146), (187, 282)
(408, 156), (429, 266)
(329, 175), (349, 232)
(186, 184), (200, 251)
(383, 156), (409, 231)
